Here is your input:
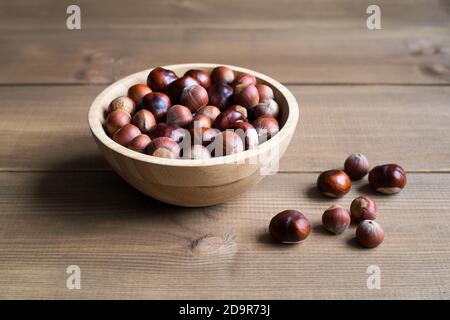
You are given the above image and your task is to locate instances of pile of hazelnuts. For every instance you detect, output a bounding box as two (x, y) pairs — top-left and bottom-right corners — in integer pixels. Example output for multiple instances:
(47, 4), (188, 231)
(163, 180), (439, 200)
(269, 153), (407, 249)
(105, 66), (281, 159)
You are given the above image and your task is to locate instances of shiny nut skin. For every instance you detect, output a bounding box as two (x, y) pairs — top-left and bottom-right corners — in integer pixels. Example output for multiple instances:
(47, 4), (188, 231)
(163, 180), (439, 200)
(180, 84), (209, 113)
(350, 195), (378, 222)
(230, 121), (259, 150)
(317, 170), (351, 198)
(227, 104), (248, 119)
(196, 105), (221, 122)
(256, 84), (274, 102)
(214, 109), (247, 131)
(321, 205), (351, 235)
(146, 137), (180, 159)
(184, 69), (211, 88)
(210, 131), (244, 156)
(252, 99), (279, 118)
(166, 105), (193, 128)
(190, 127), (220, 146)
(142, 92), (171, 122)
(356, 220), (385, 248)
(233, 84), (259, 109)
(269, 210), (311, 243)
(253, 116), (279, 142)
(113, 124), (141, 146)
(149, 123), (189, 143)
(127, 134), (152, 153)
(184, 144), (211, 160)
(210, 66), (235, 84)
(106, 109), (131, 136)
(147, 67), (178, 92)
(167, 76), (199, 103)
(108, 96), (136, 115)
(368, 164), (406, 194)
(232, 73), (256, 92)
(191, 114), (212, 130)
(207, 83), (234, 110)
(127, 84), (152, 107)
(344, 153), (370, 180)
(132, 109), (156, 133)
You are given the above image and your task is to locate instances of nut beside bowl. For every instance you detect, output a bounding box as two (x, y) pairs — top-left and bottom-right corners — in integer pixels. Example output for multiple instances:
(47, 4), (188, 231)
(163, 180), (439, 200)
(88, 63), (299, 206)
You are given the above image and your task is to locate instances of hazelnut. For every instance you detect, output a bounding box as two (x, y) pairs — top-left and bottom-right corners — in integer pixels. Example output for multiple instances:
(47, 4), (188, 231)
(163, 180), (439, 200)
(321, 205), (351, 235)
(210, 66), (235, 84)
(108, 96), (136, 115)
(167, 76), (199, 103)
(344, 153), (370, 180)
(166, 105), (193, 128)
(368, 164), (407, 194)
(142, 92), (171, 122)
(149, 123), (189, 143)
(191, 114), (212, 130)
(106, 109), (131, 136)
(269, 210), (311, 243)
(350, 195), (378, 222)
(214, 109), (246, 131)
(256, 84), (274, 101)
(232, 73), (256, 92)
(190, 127), (221, 146)
(230, 121), (259, 150)
(180, 84), (209, 112)
(184, 69), (211, 88)
(317, 170), (351, 198)
(210, 131), (244, 157)
(233, 84), (259, 109)
(113, 123), (141, 146)
(227, 104), (248, 119)
(147, 67), (178, 92)
(207, 83), (233, 110)
(127, 134), (151, 153)
(356, 220), (384, 248)
(132, 109), (156, 133)
(184, 144), (211, 160)
(253, 116), (279, 143)
(196, 105), (221, 122)
(252, 99), (279, 118)
(146, 137), (180, 159)
(127, 84), (152, 107)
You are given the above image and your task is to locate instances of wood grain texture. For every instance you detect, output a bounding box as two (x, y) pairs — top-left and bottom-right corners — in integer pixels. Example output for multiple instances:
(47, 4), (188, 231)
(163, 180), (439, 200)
(1, 85), (449, 172)
(0, 171), (448, 299)
(0, 1), (449, 84)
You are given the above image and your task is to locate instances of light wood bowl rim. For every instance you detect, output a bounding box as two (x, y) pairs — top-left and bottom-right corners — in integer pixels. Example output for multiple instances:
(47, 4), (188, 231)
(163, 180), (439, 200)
(88, 63), (299, 167)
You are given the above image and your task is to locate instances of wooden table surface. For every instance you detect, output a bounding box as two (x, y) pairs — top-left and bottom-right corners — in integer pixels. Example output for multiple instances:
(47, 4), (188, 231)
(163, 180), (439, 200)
(1, 0), (449, 299)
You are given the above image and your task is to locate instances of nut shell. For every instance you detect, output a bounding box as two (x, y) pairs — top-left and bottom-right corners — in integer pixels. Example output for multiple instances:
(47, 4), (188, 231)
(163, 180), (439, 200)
(207, 83), (233, 110)
(184, 69), (211, 88)
(196, 105), (221, 122)
(147, 67), (178, 92)
(132, 109), (156, 133)
(253, 116), (279, 143)
(113, 124), (141, 146)
(210, 66), (235, 84)
(230, 121), (259, 150)
(166, 104), (193, 128)
(368, 164), (407, 194)
(146, 137), (181, 159)
(142, 92), (171, 122)
(180, 85), (209, 112)
(108, 96), (136, 115)
(127, 134), (152, 153)
(344, 153), (370, 180)
(256, 84), (274, 101)
(127, 84), (152, 107)
(321, 205), (351, 235)
(350, 196), (378, 222)
(184, 145), (211, 160)
(233, 84), (259, 109)
(317, 170), (351, 198)
(252, 99), (279, 118)
(227, 104), (248, 119)
(210, 131), (244, 157)
(214, 109), (246, 131)
(167, 76), (199, 103)
(269, 210), (311, 243)
(356, 220), (385, 248)
(106, 109), (131, 136)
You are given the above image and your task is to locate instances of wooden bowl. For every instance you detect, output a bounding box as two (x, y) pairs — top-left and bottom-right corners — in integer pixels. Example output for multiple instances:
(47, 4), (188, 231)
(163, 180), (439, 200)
(88, 63), (299, 206)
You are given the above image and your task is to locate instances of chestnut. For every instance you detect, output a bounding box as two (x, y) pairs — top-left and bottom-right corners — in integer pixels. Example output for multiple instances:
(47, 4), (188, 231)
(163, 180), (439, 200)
(180, 84), (209, 112)
(146, 137), (180, 159)
(190, 127), (220, 146)
(108, 96), (136, 115)
(127, 134), (151, 153)
(233, 84), (259, 109)
(256, 84), (274, 102)
(252, 99), (279, 118)
(127, 84), (152, 107)
(207, 83), (233, 110)
(227, 104), (248, 119)
(210, 66), (235, 84)
(166, 104), (193, 128)
(269, 210), (311, 243)
(368, 164), (407, 194)
(184, 69), (211, 88)
(142, 92), (171, 122)
(356, 220), (384, 248)
(149, 123), (189, 143)
(253, 116), (279, 143)
(230, 121), (259, 150)
(231, 73), (256, 93)
(184, 144), (211, 160)
(321, 205), (351, 235)
(214, 109), (246, 131)
(106, 109), (131, 136)
(167, 76), (199, 103)
(132, 109), (156, 133)
(344, 153), (370, 180)
(350, 195), (378, 222)
(196, 105), (221, 122)
(191, 114), (212, 130)
(113, 123), (141, 146)
(209, 131), (244, 156)
(147, 67), (178, 92)
(316, 170), (351, 198)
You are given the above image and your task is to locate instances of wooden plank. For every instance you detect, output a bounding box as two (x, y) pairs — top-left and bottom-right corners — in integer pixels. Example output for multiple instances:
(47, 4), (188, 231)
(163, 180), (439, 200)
(0, 1), (449, 84)
(0, 171), (448, 299)
(1, 85), (449, 172)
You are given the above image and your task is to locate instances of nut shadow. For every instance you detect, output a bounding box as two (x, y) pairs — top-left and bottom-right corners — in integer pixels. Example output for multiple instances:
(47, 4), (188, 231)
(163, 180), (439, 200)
(312, 224), (335, 236)
(257, 230), (302, 249)
(304, 184), (336, 203)
(346, 237), (365, 250)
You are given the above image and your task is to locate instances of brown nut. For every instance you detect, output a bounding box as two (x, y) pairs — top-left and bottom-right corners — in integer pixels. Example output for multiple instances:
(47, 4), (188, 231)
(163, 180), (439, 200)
(127, 134), (152, 153)
(252, 99), (279, 118)
(190, 127), (221, 146)
(256, 84), (274, 102)
(350, 195), (378, 222)
(113, 124), (141, 146)
(230, 121), (259, 150)
(106, 109), (131, 136)
(166, 105), (193, 128)
(233, 84), (259, 109)
(180, 84), (209, 113)
(191, 114), (212, 130)
(231, 73), (257, 93)
(149, 123), (189, 143)
(142, 92), (171, 122)
(253, 116), (279, 143)
(196, 105), (221, 122)
(210, 131), (244, 157)
(269, 210), (311, 243)
(146, 137), (180, 159)
(207, 83), (234, 110)
(344, 153), (370, 180)
(356, 220), (384, 248)
(167, 76), (199, 103)
(368, 164), (407, 194)
(210, 66), (235, 84)
(317, 170), (351, 198)
(147, 67), (178, 92)
(108, 96), (136, 115)
(184, 144), (211, 160)
(132, 109), (156, 133)
(127, 84), (152, 107)
(214, 109), (246, 131)
(184, 69), (211, 88)
(226, 104), (248, 119)
(321, 205), (351, 235)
